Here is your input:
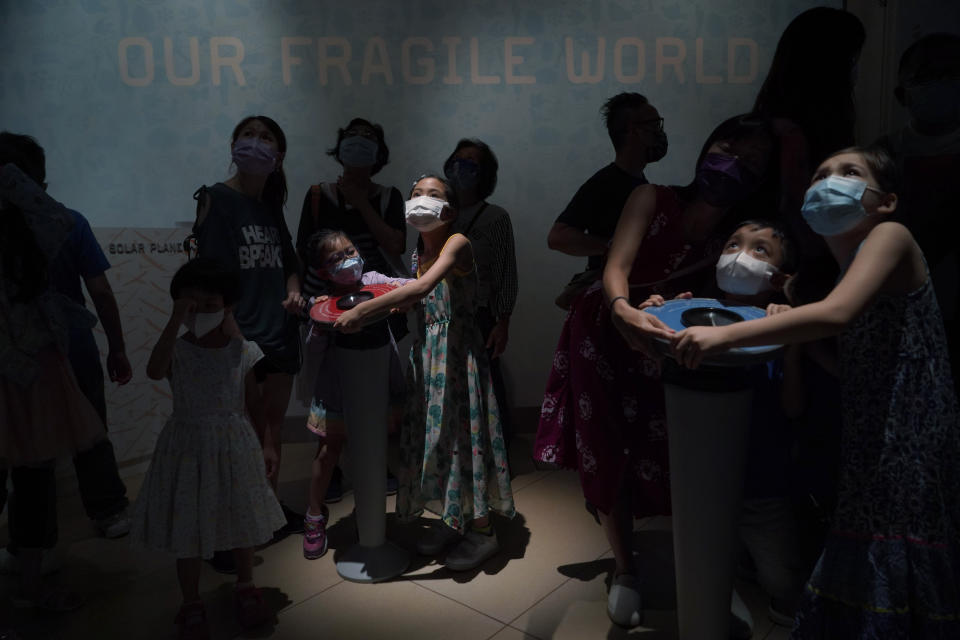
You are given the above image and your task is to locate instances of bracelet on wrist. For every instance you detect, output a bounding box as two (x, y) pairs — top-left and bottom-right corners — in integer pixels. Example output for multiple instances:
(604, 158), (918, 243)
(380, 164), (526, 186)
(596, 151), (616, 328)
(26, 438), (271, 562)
(609, 296), (630, 310)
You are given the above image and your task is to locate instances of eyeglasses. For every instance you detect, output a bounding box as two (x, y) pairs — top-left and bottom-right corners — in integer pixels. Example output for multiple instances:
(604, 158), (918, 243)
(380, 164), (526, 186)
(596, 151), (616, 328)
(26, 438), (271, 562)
(344, 128), (378, 141)
(636, 117), (665, 132)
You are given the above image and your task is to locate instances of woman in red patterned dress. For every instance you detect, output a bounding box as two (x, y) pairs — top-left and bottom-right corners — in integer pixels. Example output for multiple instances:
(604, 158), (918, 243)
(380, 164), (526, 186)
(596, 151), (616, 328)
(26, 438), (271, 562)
(534, 114), (778, 628)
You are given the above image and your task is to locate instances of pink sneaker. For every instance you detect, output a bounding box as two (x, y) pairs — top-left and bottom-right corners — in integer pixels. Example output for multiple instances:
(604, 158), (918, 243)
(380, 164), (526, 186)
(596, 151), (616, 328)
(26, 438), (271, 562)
(303, 508), (329, 560)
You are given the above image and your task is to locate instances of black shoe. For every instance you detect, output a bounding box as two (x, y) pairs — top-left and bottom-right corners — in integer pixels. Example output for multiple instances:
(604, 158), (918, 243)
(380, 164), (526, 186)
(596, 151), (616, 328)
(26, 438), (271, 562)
(386, 470), (398, 496)
(325, 467), (344, 504)
(206, 550), (236, 574)
(270, 503), (305, 543)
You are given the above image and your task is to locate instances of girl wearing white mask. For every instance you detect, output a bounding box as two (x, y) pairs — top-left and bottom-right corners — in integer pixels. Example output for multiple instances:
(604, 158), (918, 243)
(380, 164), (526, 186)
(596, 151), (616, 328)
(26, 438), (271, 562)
(334, 175), (515, 572)
(192, 116), (304, 559)
(132, 258), (286, 639)
(671, 147), (960, 638)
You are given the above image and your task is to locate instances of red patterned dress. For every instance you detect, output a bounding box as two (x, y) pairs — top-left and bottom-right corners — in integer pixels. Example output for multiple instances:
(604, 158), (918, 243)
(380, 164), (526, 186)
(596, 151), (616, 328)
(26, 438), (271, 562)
(534, 186), (713, 517)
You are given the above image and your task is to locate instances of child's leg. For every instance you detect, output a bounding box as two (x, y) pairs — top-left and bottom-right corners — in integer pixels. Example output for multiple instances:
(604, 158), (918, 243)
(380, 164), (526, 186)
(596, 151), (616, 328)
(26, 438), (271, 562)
(599, 488), (643, 628)
(232, 546), (272, 629)
(233, 547), (254, 585)
(10, 464), (57, 598)
(598, 486), (637, 577)
(740, 499), (804, 615)
(261, 372), (295, 491)
(308, 436), (344, 516)
(176, 558), (202, 603)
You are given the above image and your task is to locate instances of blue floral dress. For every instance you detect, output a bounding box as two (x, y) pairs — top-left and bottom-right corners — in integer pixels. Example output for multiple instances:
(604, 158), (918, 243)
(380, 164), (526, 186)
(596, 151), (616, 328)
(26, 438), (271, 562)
(396, 234), (515, 533)
(793, 275), (960, 638)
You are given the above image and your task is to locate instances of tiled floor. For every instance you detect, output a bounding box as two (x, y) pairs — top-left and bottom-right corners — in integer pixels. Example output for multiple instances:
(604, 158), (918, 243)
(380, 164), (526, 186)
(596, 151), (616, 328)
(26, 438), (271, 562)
(0, 435), (792, 639)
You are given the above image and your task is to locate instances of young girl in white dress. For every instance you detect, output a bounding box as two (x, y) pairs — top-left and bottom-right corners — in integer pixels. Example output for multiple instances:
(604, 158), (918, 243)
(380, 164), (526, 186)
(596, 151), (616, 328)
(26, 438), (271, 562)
(130, 257), (285, 640)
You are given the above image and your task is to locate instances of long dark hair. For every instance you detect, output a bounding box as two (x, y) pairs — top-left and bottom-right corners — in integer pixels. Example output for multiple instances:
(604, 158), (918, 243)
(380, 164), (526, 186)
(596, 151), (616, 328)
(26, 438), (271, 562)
(753, 7), (865, 165)
(675, 113), (779, 218)
(0, 137), (49, 302)
(231, 115), (288, 220)
(169, 257), (242, 306)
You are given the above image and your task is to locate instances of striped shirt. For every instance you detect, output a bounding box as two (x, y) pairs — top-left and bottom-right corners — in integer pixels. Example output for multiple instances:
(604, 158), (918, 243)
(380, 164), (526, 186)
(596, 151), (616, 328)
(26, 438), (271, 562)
(451, 201), (519, 319)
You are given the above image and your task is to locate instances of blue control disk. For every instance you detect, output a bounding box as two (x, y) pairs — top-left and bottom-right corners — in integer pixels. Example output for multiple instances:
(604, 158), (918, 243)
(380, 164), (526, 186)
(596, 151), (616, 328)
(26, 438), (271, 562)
(644, 298), (782, 366)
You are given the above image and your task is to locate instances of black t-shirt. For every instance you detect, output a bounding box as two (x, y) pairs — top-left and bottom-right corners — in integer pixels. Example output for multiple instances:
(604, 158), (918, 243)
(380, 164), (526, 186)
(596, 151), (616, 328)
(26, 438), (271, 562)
(555, 163), (647, 270)
(196, 183), (301, 372)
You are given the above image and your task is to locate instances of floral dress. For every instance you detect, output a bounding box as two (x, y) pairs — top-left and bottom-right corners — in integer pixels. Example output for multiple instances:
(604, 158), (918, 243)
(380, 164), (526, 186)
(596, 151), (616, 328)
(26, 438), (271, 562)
(793, 275), (960, 638)
(534, 186), (713, 517)
(129, 338), (285, 559)
(397, 234), (515, 533)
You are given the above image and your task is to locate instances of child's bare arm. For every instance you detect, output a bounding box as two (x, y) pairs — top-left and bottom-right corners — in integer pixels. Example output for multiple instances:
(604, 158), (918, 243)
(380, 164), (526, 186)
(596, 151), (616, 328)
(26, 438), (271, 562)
(334, 235), (472, 332)
(146, 298), (194, 380)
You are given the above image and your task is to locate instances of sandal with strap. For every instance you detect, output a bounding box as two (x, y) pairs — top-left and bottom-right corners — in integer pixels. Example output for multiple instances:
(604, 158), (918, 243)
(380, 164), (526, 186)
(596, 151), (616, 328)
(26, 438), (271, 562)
(174, 601), (210, 640)
(235, 585), (272, 630)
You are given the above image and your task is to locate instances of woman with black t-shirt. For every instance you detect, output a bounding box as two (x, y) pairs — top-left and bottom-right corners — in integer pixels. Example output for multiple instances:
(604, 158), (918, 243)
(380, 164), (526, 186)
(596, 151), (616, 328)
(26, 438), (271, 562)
(295, 117), (408, 500)
(193, 115), (304, 548)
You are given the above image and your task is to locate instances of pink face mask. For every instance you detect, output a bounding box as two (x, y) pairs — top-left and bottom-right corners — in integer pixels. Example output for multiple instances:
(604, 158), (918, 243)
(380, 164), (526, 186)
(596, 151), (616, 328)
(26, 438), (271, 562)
(232, 137), (278, 175)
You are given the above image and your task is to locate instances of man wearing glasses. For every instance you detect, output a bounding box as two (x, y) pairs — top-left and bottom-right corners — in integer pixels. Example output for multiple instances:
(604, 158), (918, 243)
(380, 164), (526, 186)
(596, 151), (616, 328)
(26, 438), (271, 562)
(548, 93), (667, 308)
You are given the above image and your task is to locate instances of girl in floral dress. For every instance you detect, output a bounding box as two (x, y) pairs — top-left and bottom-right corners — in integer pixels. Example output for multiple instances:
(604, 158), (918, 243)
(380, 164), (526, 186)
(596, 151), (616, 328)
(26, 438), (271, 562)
(334, 174), (514, 572)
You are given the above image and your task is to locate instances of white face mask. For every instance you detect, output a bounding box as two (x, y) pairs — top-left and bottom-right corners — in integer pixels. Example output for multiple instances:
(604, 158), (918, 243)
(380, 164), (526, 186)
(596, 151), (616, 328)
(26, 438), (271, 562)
(405, 195), (449, 232)
(184, 309), (224, 338)
(715, 251), (778, 296)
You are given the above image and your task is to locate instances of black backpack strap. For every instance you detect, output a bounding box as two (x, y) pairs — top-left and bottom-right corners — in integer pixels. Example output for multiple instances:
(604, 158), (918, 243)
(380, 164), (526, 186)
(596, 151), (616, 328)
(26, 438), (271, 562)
(183, 185), (209, 258)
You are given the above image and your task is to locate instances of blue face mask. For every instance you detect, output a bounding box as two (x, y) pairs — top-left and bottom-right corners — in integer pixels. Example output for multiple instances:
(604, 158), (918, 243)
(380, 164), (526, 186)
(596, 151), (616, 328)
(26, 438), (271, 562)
(800, 176), (881, 236)
(446, 158), (480, 191)
(338, 136), (379, 168)
(329, 256), (364, 285)
(906, 77), (960, 129)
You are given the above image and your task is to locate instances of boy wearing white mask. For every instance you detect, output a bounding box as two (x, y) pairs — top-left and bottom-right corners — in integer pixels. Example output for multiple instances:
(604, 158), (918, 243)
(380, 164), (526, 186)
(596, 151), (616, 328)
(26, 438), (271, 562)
(715, 221), (806, 627)
(644, 220), (806, 628)
(334, 174), (515, 571)
(298, 229), (411, 560)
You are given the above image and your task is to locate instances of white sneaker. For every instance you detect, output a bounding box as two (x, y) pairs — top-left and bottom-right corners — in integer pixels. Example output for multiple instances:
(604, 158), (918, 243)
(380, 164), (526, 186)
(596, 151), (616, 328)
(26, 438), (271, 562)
(96, 508), (131, 539)
(416, 523), (462, 556)
(768, 599), (797, 627)
(444, 530), (500, 571)
(729, 589), (755, 639)
(607, 574), (643, 628)
(0, 548), (61, 577)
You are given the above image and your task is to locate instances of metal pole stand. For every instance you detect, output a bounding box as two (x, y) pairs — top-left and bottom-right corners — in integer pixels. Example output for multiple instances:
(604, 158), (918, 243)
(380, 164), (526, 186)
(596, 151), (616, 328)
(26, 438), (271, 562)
(334, 344), (409, 582)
